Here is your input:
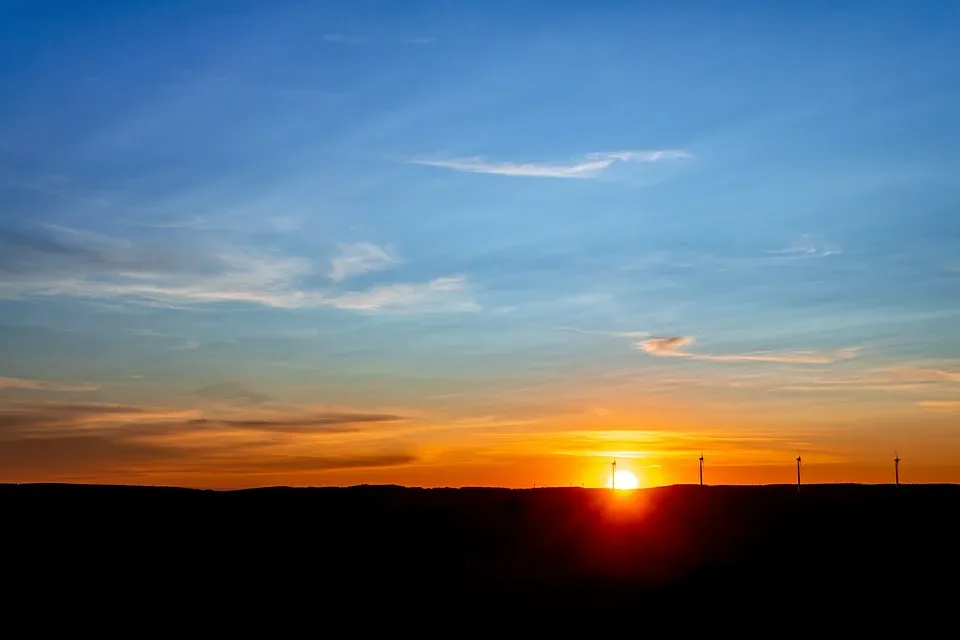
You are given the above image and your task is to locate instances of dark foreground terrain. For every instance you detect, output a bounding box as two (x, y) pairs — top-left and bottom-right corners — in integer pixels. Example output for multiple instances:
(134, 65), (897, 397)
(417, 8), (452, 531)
(3, 483), (958, 621)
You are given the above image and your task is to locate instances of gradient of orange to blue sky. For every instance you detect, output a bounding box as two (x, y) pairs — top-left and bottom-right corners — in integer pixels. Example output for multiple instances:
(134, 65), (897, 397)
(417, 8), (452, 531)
(2, 1), (959, 488)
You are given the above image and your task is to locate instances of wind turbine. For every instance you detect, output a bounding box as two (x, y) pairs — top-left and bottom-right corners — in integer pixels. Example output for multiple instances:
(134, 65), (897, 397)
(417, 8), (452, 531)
(894, 452), (901, 487)
(699, 450), (704, 486)
(611, 460), (617, 491)
(796, 451), (802, 492)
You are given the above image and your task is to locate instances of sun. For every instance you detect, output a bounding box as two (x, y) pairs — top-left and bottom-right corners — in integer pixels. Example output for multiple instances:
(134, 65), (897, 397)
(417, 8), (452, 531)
(610, 469), (639, 490)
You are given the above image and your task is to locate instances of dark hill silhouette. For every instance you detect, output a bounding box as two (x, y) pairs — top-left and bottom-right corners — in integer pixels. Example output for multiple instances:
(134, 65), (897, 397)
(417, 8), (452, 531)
(3, 483), (957, 620)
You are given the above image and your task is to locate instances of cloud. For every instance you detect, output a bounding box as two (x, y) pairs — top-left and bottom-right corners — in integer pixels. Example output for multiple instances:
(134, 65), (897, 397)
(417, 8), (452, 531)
(0, 401), (416, 479)
(0, 402), (156, 431)
(702, 350), (858, 364)
(0, 376), (100, 392)
(0, 224), (310, 306)
(205, 453), (418, 473)
(323, 33), (369, 45)
(325, 275), (478, 313)
(768, 235), (841, 258)
(636, 336), (858, 364)
(0, 225), (474, 313)
(774, 366), (960, 394)
(896, 368), (960, 383)
(0, 434), (414, 475)
(0, 435), (178, 472)
(782, 383), (926, 393)
(190, 383), (273, 406)
(328, 242), (399, 281)
(0, 401), (402, 435)
(0, 223), (217, 277)
(918, 401), (960, 409)
(407, 149), (691, 179)
(638, 336), (694, 357)
(554, 327), (650, 339)
(138, 214), (303, 234)
(128, 329), (176, 338)
(187, 412), (404, 433)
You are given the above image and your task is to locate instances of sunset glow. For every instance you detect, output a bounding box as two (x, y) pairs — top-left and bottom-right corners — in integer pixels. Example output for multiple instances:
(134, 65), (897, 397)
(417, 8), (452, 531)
(610, 470), (640, 490)
(1, 3), (959, 490)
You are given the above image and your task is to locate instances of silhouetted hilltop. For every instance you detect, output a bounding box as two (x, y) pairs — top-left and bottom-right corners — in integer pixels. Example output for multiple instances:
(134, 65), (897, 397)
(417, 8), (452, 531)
(4, 483), (957, 617)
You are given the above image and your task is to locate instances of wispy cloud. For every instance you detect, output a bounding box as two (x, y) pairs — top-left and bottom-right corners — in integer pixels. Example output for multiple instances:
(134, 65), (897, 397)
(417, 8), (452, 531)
(918, 400), (960, 409)
(0, 400), (416, 478)
(326, 276), (478, 313)
(554, 327), (650, 339)
(190, 383), (273, 406)
(0, 376), (100, 392)
(637, 336), (858, 364)
(0, 225), (474, 313)
(328, 242), (399, 282)
(137, 213), (303, 234)
(894, 367), (960, 383)
(772, 365), (960, 394)
(0, 402), (165, 432)
(188, 412), (404, 433)
(407, 149), (691, 179)
(768, 234), (841, 258)
(323, 33), (369, 45)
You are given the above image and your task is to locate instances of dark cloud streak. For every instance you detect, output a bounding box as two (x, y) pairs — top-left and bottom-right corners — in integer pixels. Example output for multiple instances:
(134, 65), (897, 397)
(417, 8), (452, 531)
(187, 412), (404, 433)
(0, 225), (221, 278)
(190, 382), (272, 406)
(0, 435), (178, 471)
(0, 401), (416, 480)
(0, 402), (146, 430)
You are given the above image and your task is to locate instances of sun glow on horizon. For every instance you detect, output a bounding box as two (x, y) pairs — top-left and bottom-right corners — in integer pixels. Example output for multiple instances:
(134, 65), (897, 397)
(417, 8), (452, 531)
(608, 469), (640, 490)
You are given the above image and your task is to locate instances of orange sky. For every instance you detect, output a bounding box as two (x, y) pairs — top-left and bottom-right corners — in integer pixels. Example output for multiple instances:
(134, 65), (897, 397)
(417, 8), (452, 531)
(3, 387), (958, 488)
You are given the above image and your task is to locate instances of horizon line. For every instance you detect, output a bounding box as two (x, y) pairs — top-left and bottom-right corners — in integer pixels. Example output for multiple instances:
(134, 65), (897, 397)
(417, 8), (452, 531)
(3, 481), (953, 492)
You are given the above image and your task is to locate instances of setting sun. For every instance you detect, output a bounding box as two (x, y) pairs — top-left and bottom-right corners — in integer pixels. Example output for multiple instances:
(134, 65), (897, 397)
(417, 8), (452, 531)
(610, 470), (639, 490)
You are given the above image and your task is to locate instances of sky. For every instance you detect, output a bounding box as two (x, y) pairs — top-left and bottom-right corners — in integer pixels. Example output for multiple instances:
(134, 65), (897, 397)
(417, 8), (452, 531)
(1, 0), (959, 489)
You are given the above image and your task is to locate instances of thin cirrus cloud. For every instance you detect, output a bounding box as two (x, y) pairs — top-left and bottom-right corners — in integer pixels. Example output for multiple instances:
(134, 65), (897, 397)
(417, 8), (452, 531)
(0, 225), (476, 313)
(554, 326), (651, 340)
(407, 150), (692, 179)
(326, 276), (478, 313)
(768, 234), (841, 258)
(637, 336), (859, 364)
(328, 242), (400, 282)
(0, 376), (100, 392)
(189, 383), (273, 406)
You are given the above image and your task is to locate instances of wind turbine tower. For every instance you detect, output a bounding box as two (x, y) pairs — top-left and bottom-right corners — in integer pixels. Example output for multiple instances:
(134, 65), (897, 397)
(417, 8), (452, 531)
(796, 452), (802, 492)
(699, 451), (704, 486)
(895, 452), (901, 486)
(611, 460), (617, 490)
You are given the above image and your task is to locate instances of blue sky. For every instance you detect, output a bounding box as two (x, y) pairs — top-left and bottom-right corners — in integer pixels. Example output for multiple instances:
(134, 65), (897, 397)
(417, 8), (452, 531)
(1, 1), (959, 487)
